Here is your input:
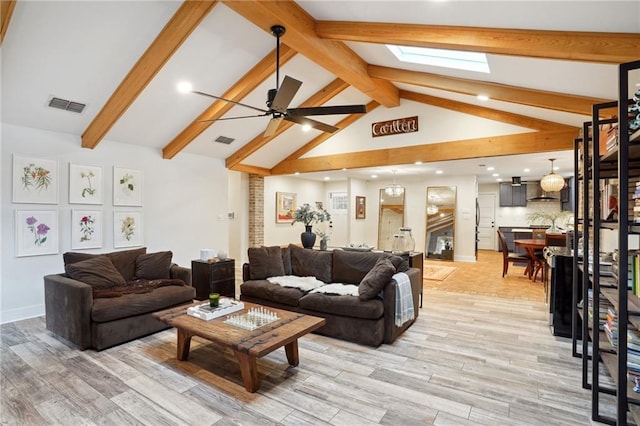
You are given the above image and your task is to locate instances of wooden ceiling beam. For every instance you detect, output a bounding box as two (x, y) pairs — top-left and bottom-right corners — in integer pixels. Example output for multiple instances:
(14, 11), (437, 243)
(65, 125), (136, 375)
(317, 21), (640, 64)
(400, 90), (574, 131)
(0, 0), (17, 46)
(163, 44), (296, 159)
(229, 163), (271, 176)
(82, 1), (218, 149)
(221, 0), (399, 108)
(370, 65), (609, 116)
(270, 129), (577, 175)
(225, 78), (350, 168)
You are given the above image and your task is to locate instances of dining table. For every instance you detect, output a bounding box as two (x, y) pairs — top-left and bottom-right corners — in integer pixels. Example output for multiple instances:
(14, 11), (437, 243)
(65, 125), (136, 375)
(514, 238), (547, 281)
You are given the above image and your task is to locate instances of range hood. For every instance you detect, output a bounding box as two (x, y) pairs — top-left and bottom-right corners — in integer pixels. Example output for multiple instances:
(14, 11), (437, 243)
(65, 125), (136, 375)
(528, 181), (559, 202)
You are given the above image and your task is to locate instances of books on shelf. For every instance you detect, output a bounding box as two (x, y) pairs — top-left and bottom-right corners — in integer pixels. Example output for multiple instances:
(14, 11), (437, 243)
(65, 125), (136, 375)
(187, 298), (244, 321)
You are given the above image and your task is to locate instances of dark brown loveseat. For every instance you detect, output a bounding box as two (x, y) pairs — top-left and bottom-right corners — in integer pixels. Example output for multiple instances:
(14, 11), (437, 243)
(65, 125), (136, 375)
(240, 245), (421, 347)
(44, 247), (195, 350)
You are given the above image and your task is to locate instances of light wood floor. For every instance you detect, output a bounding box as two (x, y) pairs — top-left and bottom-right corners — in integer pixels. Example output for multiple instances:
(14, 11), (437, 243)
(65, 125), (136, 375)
(1, 268), (610, 425)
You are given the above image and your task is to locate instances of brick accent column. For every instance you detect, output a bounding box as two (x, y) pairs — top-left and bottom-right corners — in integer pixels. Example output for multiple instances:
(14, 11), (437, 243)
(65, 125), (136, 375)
(248, 174), (264, 247)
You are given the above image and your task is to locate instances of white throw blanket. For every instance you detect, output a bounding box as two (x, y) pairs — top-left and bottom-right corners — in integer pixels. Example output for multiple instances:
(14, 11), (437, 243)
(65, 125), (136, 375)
(393, 272), (414, 326)
(310, 283), (359, 296)
(267, 275), (325, 291)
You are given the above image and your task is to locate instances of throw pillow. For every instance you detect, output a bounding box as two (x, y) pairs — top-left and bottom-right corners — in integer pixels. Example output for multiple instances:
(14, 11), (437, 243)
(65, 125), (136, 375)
(107, 247), (147, 281)
(358, 257), (395, 300)
(248, 246), (285, 280)
(386, 254), (410, 273)
(65, 256), (126, 289)
(135, 251), (173, 280)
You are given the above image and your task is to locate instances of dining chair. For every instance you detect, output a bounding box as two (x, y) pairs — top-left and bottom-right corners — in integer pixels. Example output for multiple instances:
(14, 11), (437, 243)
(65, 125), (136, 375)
(497, 230), (533, 277)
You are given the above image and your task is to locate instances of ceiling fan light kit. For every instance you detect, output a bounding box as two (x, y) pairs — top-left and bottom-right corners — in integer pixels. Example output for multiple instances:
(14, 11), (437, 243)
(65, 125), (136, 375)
(191, 24), (367, 137)
(540, 158), (565, 192)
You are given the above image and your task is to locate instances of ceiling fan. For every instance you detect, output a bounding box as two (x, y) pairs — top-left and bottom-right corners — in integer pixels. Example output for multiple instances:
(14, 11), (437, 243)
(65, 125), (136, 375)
(193, 25), (368, 137)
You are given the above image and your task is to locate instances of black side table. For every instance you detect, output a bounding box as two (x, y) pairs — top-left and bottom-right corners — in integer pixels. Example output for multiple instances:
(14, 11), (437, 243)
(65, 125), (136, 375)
(191, 259), (236, 300)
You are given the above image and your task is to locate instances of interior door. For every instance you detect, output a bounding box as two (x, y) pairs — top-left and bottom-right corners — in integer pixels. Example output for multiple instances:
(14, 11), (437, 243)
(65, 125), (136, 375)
(478, 193), (496, 250)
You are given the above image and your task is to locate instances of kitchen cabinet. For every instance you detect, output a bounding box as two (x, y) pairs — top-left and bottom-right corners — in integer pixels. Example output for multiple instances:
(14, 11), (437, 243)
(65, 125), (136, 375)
(499, 182), (527, 207)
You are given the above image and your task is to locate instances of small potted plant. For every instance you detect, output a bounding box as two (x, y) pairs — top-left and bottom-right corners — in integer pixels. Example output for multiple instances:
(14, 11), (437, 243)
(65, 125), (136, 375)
(292, 203), (331, 248)
(315, 231), (330, 250)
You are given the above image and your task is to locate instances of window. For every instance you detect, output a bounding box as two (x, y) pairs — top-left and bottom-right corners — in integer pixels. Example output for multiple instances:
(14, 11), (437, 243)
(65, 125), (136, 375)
(330, 192), (348, 212)
(387, 45), (490, 73)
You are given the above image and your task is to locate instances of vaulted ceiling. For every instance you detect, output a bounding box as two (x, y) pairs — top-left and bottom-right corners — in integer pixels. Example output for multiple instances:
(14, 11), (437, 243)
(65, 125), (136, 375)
(2, 1), (639, 183)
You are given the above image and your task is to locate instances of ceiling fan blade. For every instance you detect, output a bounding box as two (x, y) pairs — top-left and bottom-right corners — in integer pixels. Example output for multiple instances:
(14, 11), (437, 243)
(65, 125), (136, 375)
(199, 113), (268, 123)
(264, 116), (284, 137)
(192, 90), (269, 114)
(285, 115), (338, 134)
(270, 75), (302, 113)
(286, 104), (368, 116)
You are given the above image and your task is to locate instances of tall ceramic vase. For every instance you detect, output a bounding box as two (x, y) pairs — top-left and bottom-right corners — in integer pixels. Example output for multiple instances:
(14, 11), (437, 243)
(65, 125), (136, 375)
(301, 225), (316, 248)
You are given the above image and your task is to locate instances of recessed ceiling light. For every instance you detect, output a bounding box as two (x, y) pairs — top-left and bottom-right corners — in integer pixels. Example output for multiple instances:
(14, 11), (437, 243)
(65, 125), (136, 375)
(371, 174), (378, 179)
(341, 168), (347, 171)
(436, 170), (443, 174)
(492, 173), (499, 177)
(554, 165), (560, 171)
(294, 172), (300, 175)
(496, 178), (503, 182)
(487, 167), (495, 171)
(415, 161), (423, 165)
(477, 94), (490, 101)
(324, 176), (330, 181)
(387, 45), (490, 73)
(301, 124), (312, 132)
(176, 81), (193, 93)
(524, 168), (530, 172)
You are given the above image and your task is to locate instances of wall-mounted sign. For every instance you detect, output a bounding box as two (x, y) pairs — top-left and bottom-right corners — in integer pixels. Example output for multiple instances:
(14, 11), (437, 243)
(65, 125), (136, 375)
(371, 115), (418, 138)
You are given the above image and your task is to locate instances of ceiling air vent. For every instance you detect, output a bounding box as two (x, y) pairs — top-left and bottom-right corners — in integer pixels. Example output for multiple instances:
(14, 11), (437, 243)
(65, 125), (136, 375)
(47, 96), (86, 114)
(214, 136), (235, 145)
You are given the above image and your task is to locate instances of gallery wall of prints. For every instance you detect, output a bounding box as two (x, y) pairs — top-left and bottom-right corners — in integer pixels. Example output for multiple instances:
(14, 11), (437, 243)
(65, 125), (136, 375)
(12, 155), (144, 257)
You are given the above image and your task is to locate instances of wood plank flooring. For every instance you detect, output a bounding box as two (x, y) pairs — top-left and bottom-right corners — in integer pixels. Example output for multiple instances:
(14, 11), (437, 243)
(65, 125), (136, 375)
(1, 283), (609, 425)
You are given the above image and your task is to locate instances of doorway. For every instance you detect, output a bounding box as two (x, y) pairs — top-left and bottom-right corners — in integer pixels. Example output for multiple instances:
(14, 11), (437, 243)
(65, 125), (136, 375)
(477, 193), (496, 250)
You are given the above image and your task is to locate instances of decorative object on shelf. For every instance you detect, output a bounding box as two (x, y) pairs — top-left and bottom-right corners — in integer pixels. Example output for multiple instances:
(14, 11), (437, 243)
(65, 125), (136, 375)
(15, 209), (59, 257)
(113, 211), (143, 248)
(355, 195), (366, 219)
(113, 167), (142, 206)
(12, 155), (58, 204)
(540, 158), (565, 193)
(343, 243), (373, 252)
(384, 170), (404, 197)
(217, 249), (228, 260)
(69, 164), (102, 205)
(71, 209), (103, 250)
(200, 249), (215, 261)
(392, 227), (415, 254)
(316, 231), (329, 250)
(527, 209), (572, 234)
(291, 203), (331, 248)
(275, 191), (296, 223)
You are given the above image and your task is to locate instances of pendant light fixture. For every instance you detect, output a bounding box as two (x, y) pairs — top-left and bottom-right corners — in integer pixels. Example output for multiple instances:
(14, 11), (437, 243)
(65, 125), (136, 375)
(385, 170), (404, 197)
(540, 158), (565, 192)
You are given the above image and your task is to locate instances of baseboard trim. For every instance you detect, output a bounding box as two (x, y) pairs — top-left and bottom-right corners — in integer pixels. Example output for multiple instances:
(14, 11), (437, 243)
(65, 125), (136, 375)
(0, 304), (44, 324)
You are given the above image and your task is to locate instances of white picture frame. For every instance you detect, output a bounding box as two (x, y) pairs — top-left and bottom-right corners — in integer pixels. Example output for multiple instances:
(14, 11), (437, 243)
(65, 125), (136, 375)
(113, 167), (142, 206)
(69, 164), (103, 205)
(71, 210), (103, 250)
(12, 155), (58, 204)
(114, 211), (143, 248)
(15, 210), (59, 257)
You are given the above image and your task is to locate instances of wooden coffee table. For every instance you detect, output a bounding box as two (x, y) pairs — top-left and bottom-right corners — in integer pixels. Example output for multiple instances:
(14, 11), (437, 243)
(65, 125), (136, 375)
(152, 301), (325, 392)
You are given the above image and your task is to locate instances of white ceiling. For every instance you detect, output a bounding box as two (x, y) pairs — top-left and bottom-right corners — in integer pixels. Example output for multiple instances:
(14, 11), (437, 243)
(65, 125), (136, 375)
(2, 1), (639, 183)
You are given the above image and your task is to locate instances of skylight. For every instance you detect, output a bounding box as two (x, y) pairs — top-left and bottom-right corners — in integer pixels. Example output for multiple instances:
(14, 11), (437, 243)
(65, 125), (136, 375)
(387, 45), (490, 73)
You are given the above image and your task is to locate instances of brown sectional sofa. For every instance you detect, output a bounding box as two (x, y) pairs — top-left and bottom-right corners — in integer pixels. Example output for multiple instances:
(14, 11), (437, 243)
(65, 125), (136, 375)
(44, 247), (195, 350)
(240, 245), (421, 347)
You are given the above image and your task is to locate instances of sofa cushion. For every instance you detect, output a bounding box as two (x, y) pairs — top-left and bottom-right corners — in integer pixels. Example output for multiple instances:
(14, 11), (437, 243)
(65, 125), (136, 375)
(240, 280), (304, 307)
(63, 247), (147, 281)
(65, 256), (126, 289)
(91, 285), (195, 323)
(281, 246), (292, 275)
(248, 246), (285, 280)
(358, 257), (396, 300)
(135, 251), (172, 280)
(290, 244), (332, 283)
(299, 293), (383, 319)
(332, 250), (385, 284)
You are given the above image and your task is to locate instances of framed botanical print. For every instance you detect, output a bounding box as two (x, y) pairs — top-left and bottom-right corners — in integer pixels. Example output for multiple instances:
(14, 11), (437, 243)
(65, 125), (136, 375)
(15, 210), (59, 257)
(113, 167), (143, 206)
(71, 210), (103, 250)
(69, 164), (103, 204)
(276, 192), (296, 223)
(355, 196), (366, 219)
(12, 155), (58, 204)
(114, 211), (143, 248)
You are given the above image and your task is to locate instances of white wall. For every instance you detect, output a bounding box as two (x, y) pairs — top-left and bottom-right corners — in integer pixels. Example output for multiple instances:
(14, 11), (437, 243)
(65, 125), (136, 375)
(348, 178), (370, 245)
(1, 124), (229, 323)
